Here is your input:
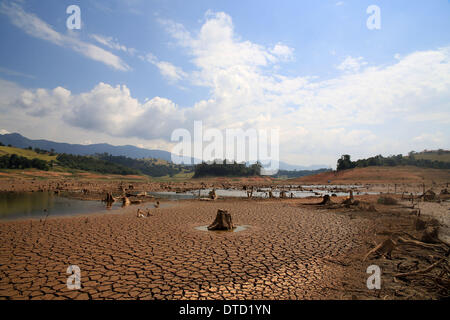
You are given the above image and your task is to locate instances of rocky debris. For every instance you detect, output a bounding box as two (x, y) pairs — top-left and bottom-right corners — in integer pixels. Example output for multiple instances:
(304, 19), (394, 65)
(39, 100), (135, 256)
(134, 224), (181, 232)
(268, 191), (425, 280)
(136, 208), (152, 218)
(208, 209), (235, 231)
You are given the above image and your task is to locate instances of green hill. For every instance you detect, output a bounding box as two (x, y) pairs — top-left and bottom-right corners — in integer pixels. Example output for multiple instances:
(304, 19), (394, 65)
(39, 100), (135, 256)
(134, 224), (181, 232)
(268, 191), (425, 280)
(411, 150), (450, 163)
(0, 146), (57, 161)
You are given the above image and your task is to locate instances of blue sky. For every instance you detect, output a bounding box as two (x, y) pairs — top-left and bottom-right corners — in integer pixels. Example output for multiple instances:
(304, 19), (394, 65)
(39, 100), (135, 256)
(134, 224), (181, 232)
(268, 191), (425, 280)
(0, 0), (449, 167)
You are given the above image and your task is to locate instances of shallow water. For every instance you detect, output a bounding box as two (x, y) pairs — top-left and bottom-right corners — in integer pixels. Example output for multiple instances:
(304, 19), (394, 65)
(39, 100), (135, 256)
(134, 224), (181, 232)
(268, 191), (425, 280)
(149, 187), (379, 200)
(148, 191), (196, 200)
(0, 192), (125, 221)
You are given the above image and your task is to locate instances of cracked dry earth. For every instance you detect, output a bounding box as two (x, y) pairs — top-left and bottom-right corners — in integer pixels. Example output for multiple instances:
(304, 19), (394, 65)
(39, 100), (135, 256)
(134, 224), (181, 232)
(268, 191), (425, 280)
(0, 200), (374, 300)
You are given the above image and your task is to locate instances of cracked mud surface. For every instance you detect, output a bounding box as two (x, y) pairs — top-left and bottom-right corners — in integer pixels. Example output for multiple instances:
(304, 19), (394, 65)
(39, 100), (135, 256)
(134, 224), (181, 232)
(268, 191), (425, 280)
(0, 200), (374, 300)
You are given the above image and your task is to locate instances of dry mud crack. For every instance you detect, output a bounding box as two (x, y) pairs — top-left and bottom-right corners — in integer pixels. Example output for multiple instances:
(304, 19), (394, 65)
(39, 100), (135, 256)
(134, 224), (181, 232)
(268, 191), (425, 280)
(0, 201), (374, 300)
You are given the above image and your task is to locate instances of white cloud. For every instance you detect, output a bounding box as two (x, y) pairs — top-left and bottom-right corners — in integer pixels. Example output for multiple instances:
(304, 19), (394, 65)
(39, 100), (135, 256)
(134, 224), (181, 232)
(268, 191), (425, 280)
(3, 82), (184, 140)
(1, 11), (449, 165)
(337, 56), (368, 73)
(90, 34), (137, 56)
(142, 53), (187, 82)
(270, 43), (294, 61)
(412, 132), (445, 150)
(0, 66), (35, 79)
(0, 129), (10, 135)
(0, 1), (130, 71)
(406, 112), (450, 124)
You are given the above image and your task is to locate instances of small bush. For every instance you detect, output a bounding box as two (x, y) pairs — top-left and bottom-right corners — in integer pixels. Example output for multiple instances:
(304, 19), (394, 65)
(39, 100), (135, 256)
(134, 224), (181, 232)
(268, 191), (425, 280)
(377, 196), (398, 205)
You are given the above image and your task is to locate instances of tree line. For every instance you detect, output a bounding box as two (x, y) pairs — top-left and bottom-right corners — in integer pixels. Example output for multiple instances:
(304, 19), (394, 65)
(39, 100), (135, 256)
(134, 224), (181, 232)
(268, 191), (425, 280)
(0, 154), (50, 171)
(272, 168), (331, 178)
(56, 154), (139, 175)
(193, 161), (262, 178)
(337, 153), (450, 171)
(95, 153), (192, 177)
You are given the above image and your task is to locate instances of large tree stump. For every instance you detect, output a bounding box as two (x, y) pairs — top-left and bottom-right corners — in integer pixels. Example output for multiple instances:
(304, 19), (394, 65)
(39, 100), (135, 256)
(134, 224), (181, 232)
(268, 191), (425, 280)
(208, 209), (235, 231)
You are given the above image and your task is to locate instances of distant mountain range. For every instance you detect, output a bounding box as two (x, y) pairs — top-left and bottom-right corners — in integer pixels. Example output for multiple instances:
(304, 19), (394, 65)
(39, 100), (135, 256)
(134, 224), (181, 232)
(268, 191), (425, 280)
(0, 132), (329, 171)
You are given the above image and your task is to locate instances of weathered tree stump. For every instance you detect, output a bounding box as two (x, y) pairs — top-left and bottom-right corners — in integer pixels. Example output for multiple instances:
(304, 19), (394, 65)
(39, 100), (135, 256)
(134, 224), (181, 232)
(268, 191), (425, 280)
(122, 196), (131, 207)
(319, 194), (332, 205)
(341, 190), (354, 205)
(208, 209), (235, 231)
(415, 217), (427, 231)
(209, 189), (217, 200)
(422, 189), (436, 201)
(104, 192), (115, 203)
(421, 226), (439, 243)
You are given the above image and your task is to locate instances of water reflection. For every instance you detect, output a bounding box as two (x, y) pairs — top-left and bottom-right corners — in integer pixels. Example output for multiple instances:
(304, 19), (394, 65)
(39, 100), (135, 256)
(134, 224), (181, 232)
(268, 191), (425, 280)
(0, 192), (123, 221)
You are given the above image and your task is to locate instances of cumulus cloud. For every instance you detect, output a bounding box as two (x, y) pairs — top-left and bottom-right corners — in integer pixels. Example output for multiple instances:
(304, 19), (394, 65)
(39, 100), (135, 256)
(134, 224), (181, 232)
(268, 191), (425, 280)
(413, 132), (445, 145)
(1, 11), (449, 165)
(270, 43), (294, 61)
(337, 56), (368, 73)
(2, 82), (184, 140)
(0, 1), (130, 71)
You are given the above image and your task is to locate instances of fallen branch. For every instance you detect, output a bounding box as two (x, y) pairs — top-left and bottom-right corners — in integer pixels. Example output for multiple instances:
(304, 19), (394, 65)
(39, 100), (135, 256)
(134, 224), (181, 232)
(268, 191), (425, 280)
(363, 238), (396, 261)
(394, 258), (447, 278)
(397, 237), (446, 250)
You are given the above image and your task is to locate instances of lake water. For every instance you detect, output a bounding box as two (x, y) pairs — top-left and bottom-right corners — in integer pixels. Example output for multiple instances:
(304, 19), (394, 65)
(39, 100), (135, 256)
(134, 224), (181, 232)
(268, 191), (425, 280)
(149, 187), (379, 200)
(0, 192), (126, 221)
(0, 186), (380, 221)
